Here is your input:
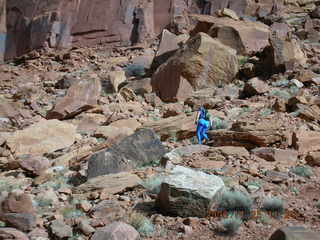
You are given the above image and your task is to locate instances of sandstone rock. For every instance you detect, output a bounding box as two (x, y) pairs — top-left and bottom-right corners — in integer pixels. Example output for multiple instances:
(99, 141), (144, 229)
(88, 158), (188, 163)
(78, 219), (95, 236)
(6, 120), (76, 156)
(251, 147), (298, 162)
(47, 74), (101, 119)
(161, 145), (211, 166)
(76, 172), (141, 194)
(152, 32), (238, 102)
(1, 213), (36, 232)
(0, 228), (29, 240)
(296, 104), (320, 122)
(124, 78), (152, 96)
(18, 155), (50, 176)
(217, 8), (240, 20)
(143, 114), (196, 141)
(243, 78), (269, 97)
(269, 226), (320, 240)
(94, 126), (134, 144)
(191, 14), (270, 55)
(292, 130), (320, 154)
(269, 34), (307, 71)
(155, 166), (225, 217)
(88, 200), (123, 220)
(213, 146), (250, 158)
(87, 129), (166, 179)
(132, 49), (155, 70)
(162, 103), (184, 118)
(208, 119), (286, 149)
(152, 29), (181, 69)
(107, 71), (127, 93)
(1, 192), (34, 215)
(91, 222), (139, 240)
(0, 99), (20, 124)
(50, 220), (73, 239)
(191, 160), (226, 169)
(109, 119), (141, 131)
(306, 152), (320, 166)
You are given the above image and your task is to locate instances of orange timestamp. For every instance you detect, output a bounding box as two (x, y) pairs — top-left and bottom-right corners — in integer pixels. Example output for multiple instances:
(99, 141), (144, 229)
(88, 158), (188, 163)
(207, 209), (304, 220)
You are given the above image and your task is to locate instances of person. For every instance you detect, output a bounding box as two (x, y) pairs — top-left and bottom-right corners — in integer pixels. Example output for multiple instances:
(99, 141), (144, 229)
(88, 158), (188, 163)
(195, 106), (211, 144)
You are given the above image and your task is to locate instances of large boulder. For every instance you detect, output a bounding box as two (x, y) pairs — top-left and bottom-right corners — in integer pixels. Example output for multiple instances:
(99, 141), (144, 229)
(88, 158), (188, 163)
(6, 119), (76, 156)
(292, 130), (320, 154)
(190, 15), (270, 55)
(269, 30), (307, 71)
(251, 147), (298, 163)
(155, 166), (225, 217)
(47, 73), (101, 119)
(208, 117), (290, 149)
(0, 228), (29, 240)
(142, 113), (196, 141)
(152, 32), (238, 102)
(87, 128), (167, 179)
(152, 29), (188, 69)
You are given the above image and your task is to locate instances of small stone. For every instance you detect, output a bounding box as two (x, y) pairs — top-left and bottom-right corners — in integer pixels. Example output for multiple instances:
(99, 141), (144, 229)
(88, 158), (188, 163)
(50, 220), (73, 239)
(78, 219), (95, 236)
(91, 222), (139, 240)
(78, 201), (92, 212)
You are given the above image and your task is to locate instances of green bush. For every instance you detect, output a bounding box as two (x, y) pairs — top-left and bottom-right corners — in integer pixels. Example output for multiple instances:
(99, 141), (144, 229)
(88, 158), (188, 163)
(139, 175), (164, 194)
(290, 166), (313, 178)
(219, 216), (242, 235)
(261, 197), (284, 218)
(238, 56), (249, 66)
(211, 117), (229, 130)
(218, 190), (253, 220)
(316, 200), (320, 209)
(128, 212), (154, 237)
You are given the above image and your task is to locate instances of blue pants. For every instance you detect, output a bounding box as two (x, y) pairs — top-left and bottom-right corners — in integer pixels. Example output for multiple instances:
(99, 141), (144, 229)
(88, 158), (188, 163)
(196, 119), (209, 144)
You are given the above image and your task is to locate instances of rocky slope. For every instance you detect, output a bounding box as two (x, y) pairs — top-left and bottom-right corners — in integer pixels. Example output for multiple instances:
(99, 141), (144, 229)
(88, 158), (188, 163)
(0, 0), (319, 240)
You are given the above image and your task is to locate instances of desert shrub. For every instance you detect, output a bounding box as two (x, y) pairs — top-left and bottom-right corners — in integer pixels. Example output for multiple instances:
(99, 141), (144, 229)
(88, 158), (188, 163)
(261, 197), (284, 218)
(139, 175), (164, 194)
(316, 200), (320, 209)
(218, 216), (242, 235)
(260, 108), (272, 116)
(238, 56), (249, 66)
(218, 190), (253, 220)
(271, 79), (289, 87)
(125, 64), (145, 78)
(128, 212), (154, 237)
(269, 89), (291, 100)
(211, 117), (229, 130)
(60, 206), (85, 219)
(257, 212), (272, 224)
(290, 165), (313, 178)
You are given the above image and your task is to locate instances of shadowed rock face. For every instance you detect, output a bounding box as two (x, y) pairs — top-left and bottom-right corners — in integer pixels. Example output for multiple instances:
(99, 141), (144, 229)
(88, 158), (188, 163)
(4, 0), (167, 60)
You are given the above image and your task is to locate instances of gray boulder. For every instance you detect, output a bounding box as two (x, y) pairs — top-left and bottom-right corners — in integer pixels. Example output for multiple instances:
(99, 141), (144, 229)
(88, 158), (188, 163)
(155, 166), (225, 217)
(87, 129), (167, 179)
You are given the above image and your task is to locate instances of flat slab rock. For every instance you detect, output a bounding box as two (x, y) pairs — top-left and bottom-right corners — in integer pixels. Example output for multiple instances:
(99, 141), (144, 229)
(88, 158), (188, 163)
(6, 119), (76, 156)
(87, 128), (167, 179)
(76, 172), (141, 194)
(156, 166), (225, 218)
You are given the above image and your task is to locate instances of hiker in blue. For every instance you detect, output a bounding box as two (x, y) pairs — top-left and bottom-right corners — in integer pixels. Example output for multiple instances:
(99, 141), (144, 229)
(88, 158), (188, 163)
(195, 106), (210, 144)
